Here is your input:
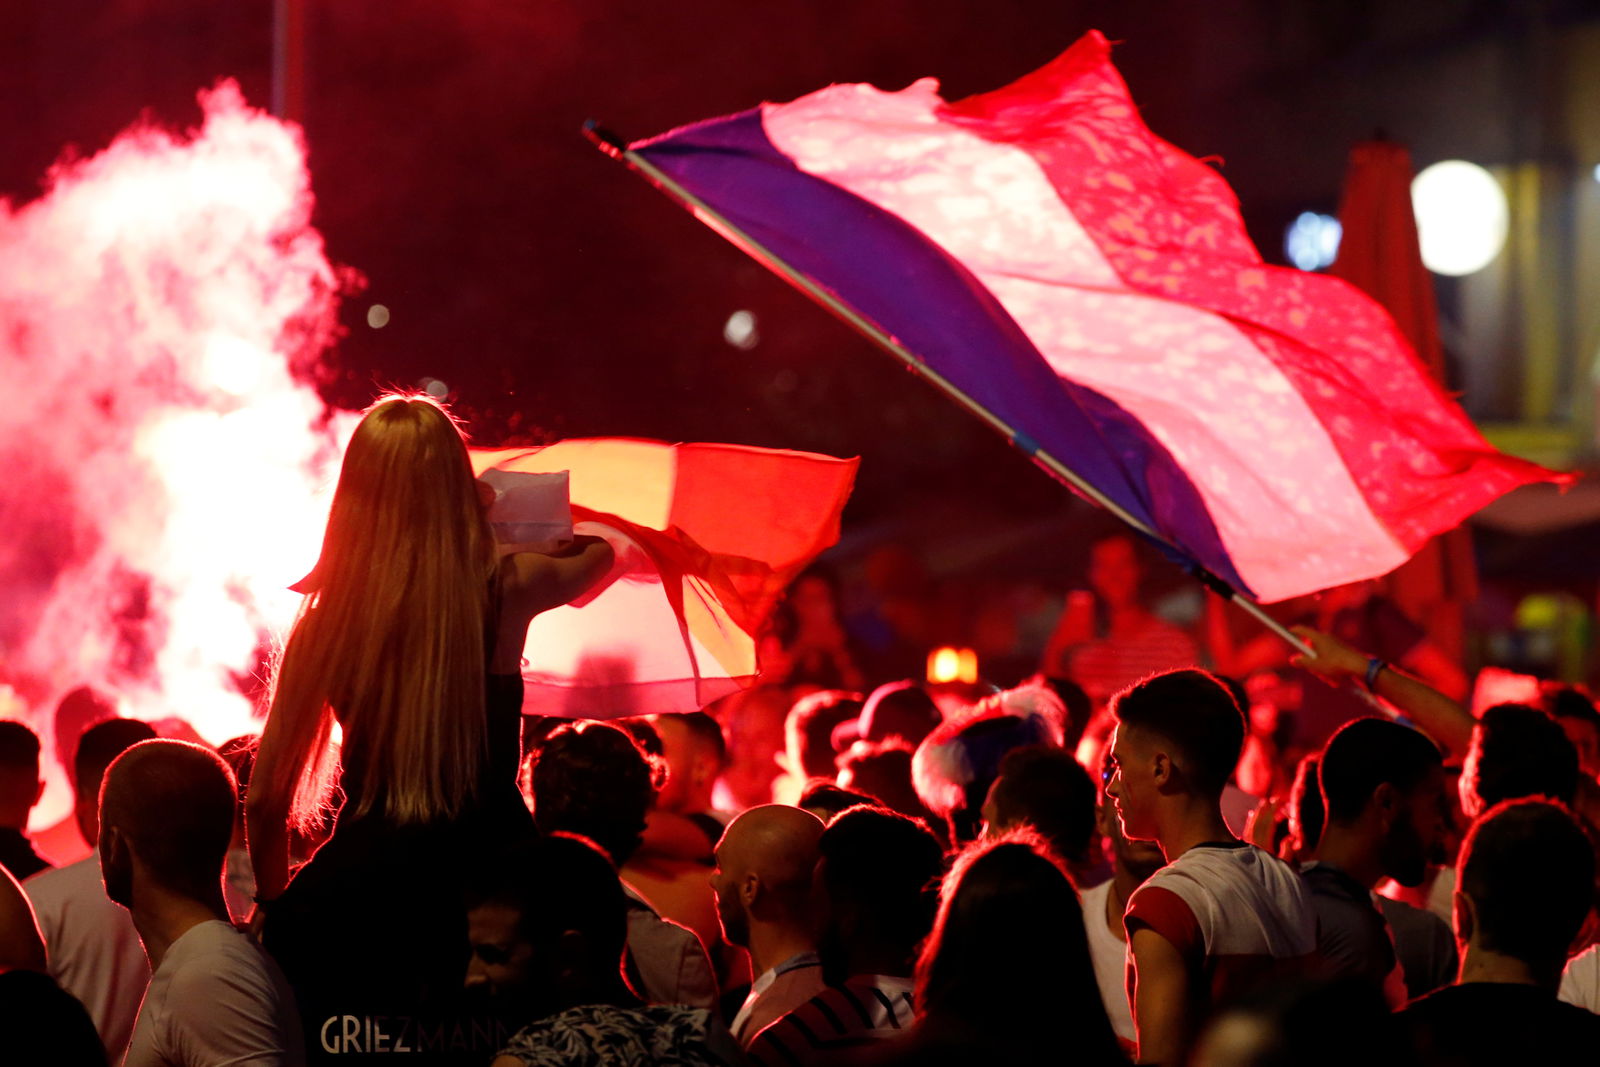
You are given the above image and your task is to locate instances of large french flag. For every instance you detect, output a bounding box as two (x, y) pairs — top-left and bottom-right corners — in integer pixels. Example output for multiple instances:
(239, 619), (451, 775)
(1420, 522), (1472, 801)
(626, 31), (1563, 603)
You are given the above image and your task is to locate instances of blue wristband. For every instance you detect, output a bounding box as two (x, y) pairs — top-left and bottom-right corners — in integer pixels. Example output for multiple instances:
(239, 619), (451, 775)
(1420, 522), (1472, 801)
(1364, 657), (1387, 691)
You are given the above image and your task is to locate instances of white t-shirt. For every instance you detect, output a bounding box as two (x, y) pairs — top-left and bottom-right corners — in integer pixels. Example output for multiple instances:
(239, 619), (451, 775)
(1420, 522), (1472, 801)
(1079, 879), (1135, 1043)
(124, 920), (304, 1067)
(26, 855), (149, 1061)
(1560, 943), (1600, 1013)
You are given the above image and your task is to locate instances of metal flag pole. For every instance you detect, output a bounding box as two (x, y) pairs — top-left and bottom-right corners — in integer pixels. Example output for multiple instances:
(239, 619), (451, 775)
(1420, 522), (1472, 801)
(583, 121), (1309, 655)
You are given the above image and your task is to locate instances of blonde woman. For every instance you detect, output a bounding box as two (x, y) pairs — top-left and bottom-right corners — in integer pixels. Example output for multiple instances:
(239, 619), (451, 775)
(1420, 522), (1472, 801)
(247, 395), (612, 1056)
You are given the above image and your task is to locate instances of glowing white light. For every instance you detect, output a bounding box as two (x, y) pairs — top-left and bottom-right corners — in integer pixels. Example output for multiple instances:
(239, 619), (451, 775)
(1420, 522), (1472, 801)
(1411, 161), (1508, 276)
(366, 304), (390, 329)
(420, 377), (449, 399)
(1284, 212), (1342, 272)
(723, 309), (758, 350)
(1593, 163), (1600, 184)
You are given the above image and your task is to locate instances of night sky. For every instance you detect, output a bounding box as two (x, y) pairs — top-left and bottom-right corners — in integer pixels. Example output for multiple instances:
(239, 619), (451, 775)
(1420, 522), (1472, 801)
(5, 1), (1580, 559)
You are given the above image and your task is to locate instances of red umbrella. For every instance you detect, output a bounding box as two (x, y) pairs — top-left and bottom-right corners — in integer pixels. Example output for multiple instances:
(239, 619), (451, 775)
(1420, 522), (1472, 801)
(1331, 139), (1477, 658)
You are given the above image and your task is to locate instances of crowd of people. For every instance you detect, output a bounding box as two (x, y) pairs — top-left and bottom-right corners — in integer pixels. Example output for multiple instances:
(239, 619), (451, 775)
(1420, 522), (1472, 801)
(2, 393), (1600, 1066)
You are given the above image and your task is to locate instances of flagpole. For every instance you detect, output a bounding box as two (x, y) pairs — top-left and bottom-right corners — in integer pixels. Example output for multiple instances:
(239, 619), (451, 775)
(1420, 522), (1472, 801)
(583, 121), (1308, 655)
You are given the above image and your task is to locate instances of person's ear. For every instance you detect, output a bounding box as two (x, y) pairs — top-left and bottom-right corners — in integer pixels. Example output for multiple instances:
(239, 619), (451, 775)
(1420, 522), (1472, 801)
(553, 929), (586, 986)
(1151, 751), (1175, 791)
(741, 872), (761, 911)
(1371, 782), (1399, 827)
(1453, 889), (1476, 948)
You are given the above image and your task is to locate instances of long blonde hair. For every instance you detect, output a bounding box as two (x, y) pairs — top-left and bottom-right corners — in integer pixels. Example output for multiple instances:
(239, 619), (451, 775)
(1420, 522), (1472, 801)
(256, 394), (496, 830)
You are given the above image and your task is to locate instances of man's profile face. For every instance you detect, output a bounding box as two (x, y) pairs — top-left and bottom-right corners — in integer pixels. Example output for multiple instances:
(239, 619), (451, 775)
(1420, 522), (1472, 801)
(465, 902), (537, 1000)
(1382, 765), (1451, 887)
(710, 841), (750, 949)
(1104, 724), (1158, 843)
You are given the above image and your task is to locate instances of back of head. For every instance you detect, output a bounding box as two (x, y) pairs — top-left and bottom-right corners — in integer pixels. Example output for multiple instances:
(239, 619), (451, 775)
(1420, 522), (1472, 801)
(915, 832), (1117, 1056)
(718, 804), (824, 922)
(912, 709), (1058, 842)
(819, 806), (944, 968)
(1112, 669), (1244, 797)
(53, 686), (116, 784)
(530, 721), (662, 865)
(1320, 718), (1442, 824)
(0, 721), (40, 778)
(797, 780), (876, 822)
(859, 681), (942, 747)
(101, 740), (236, 900)
(1457, 799), (1594, 975)
(837, 740), (932, 824)
(74, 718), (158, 807)
(1472, 704), (1580, 810)
(987, 744), (1097, 865)
(262, 393), (494, 830)
(786, 690), (862, 778)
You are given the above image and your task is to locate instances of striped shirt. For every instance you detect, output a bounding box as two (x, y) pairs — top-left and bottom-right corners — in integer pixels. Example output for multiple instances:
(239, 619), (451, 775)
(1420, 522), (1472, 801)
(746, 974), (916, 1066)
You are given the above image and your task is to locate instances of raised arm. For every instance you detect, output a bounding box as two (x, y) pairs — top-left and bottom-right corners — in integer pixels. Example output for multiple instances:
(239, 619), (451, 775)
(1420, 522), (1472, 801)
(491, 535), (616, 674)
(1289, 626), (1474, 757)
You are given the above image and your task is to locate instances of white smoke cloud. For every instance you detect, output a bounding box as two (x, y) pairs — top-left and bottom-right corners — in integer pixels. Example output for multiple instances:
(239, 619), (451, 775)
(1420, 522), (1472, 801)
(0, 81), (357, 789)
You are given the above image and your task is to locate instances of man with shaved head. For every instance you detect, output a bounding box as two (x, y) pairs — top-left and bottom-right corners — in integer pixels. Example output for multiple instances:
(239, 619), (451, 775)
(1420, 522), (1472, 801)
(101, 740), (303, 1066)
(711, 804), (825, 1046)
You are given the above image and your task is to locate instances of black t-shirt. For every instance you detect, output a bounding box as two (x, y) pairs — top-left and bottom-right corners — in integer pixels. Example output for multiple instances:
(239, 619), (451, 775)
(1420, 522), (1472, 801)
(1398, 982), (1600, 1066)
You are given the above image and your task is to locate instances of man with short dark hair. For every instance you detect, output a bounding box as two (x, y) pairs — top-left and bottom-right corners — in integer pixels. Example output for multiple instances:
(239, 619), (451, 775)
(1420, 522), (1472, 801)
(26, 717), (156, 1061)
(529, 721), (717, 1011)
(1302, 718), (1456, 1002)
(101, 739), (302, 1065)
(982, 743), (1098, 873)
(1105, 669), (1315, 1067)
(1461, 703), (1580, 818)
(747, 806), (943, 1064)
(468, 836), (738, 1066)
(0, 720), (50, 880)
(1400, 800), (1600, 1064)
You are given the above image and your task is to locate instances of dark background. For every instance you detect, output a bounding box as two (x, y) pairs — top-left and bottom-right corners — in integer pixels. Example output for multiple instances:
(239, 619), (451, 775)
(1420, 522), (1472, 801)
(6, 0), (1597, 577)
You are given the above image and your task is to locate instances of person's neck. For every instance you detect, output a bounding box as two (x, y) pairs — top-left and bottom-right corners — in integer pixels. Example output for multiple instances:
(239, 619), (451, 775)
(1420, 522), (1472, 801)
(1155, 801), (1237, 863)
(129, 881), (230, 972)
(1457, 945), (1559, 992)
(748, 920), (816, 979)
(1312, 823), (1384, 890)
(1105, 866), (1143, 944)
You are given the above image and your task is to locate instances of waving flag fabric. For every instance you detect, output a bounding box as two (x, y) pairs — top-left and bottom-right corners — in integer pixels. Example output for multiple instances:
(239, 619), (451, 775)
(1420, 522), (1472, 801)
(624, 31), (1563, 603)
(471, 440), (857, 718)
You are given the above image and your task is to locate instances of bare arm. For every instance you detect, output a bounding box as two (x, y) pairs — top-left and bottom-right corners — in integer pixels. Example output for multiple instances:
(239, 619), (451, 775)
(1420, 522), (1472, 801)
(1129, 927), (1191, 1067)
(492, 536), (616, 674)
(245, 787), (291, 907)
(0, 866), (46, 973)
(1290, 626), (1474, 757)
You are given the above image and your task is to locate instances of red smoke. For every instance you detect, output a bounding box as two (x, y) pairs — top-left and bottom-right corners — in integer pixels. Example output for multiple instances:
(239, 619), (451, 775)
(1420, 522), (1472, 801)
(0, 81), (356, 819)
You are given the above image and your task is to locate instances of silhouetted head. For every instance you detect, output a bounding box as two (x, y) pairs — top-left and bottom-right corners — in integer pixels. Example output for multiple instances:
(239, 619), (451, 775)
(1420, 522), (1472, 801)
(530, 721), (663, 866)
(1455, 799), (1594, 982)
(1106, 669), (1244, 844)
(1320, 718), (1447, 886)
(711, 804), (823, 951)
(1460, 703), (1579, 819)
(99, 740), (236, 908)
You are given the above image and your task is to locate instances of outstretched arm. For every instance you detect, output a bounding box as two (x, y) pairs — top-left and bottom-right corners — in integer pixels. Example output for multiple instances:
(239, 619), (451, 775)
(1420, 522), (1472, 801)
(492, 535), (616, 674)
(1289, 626), (1474, 757)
